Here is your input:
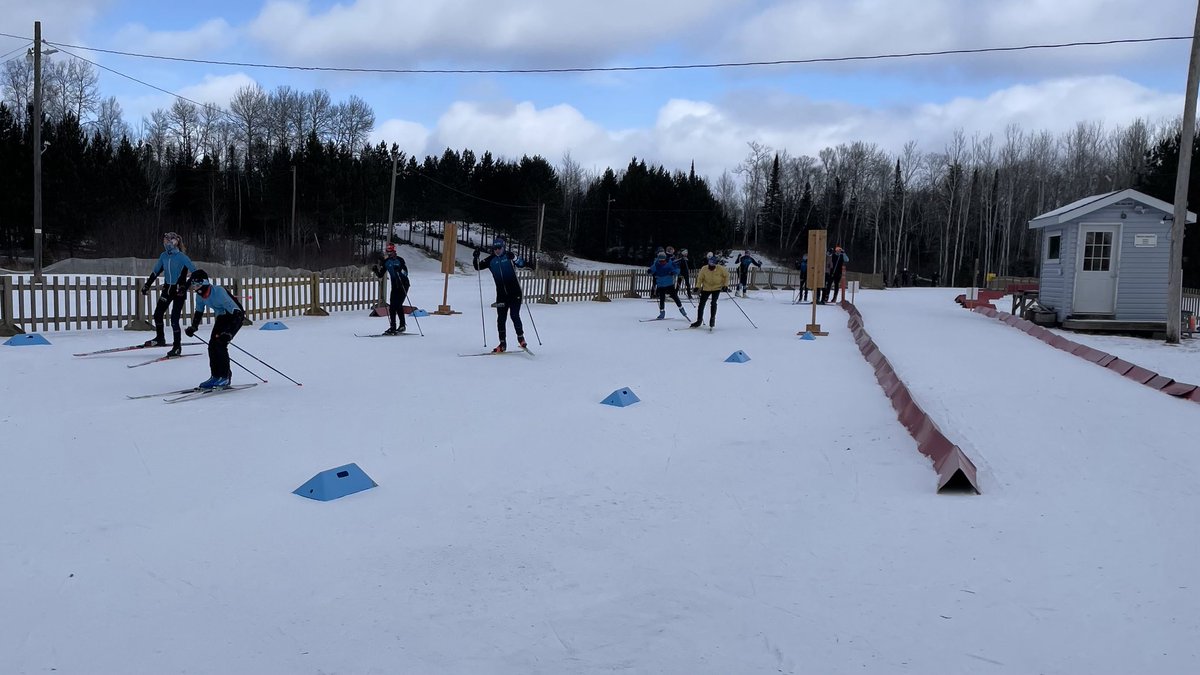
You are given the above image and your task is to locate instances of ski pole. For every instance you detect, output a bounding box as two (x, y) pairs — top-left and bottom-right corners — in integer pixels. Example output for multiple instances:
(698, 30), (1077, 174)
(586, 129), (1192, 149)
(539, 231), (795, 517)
(193, 334), (268, 383)
(521, 295), (543, 345)
(227, 341), (302, 386)
(723, 289), (758, 329)
(400, 286), (423, 336)
(476, 257), (487, 347)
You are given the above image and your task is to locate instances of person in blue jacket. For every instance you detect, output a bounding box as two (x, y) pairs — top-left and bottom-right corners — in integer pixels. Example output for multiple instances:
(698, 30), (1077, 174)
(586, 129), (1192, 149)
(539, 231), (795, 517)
(139, 232), (196, 356)
(734, 251), (762, 297)
(796, 253), (809, 303)
(373, 242), (410, 335)
(183, 270), (245, 389)
(473, 238), (530, 353)
(648, 252), (689, 321)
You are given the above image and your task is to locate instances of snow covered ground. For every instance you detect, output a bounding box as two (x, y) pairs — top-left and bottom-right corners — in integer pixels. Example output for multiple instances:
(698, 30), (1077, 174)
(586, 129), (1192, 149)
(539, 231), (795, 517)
(2, 280), (1198, 674)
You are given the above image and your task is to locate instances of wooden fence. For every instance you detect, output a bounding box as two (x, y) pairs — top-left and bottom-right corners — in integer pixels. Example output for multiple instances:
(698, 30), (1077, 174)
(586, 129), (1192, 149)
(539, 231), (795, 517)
(0, 266), (885, 336)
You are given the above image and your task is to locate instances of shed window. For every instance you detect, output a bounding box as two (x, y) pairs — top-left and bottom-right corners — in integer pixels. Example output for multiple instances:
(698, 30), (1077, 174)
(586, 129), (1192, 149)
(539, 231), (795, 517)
(1046, 233), (1061, 262)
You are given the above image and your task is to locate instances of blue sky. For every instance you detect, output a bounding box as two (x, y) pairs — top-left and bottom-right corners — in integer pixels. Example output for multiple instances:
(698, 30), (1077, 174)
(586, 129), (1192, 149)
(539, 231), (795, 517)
(2, 0), (1195, 179)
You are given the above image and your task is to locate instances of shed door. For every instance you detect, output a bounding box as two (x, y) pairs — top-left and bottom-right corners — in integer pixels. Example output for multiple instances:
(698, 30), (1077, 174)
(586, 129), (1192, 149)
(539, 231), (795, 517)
(1073, 225), (1119, 314)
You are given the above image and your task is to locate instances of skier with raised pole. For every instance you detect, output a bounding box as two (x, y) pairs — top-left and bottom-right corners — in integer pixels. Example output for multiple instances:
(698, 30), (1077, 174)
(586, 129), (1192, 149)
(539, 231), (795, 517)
(372, 242), (411, 335)
(183, 270), (246, 389)
(733, 250), (762, 298)
(473, 237), (531, 353)
(648, 251), (690, 321)
(139, 231), (196, 356)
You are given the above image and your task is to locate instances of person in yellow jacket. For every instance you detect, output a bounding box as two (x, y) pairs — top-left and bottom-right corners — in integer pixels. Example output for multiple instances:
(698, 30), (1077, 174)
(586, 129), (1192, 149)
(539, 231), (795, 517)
(691, 255), (730, 328)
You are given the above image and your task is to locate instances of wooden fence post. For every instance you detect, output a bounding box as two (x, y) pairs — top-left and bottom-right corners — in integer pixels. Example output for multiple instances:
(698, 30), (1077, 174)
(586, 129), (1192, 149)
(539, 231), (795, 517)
(748, 269), (760, 290)
(592, 270), (611, 302)
(234, 278), (254, 326)
(304, 272), (329, 316)
(623, 271), (641, 298)
(0, 276), (24, 336)
(782, 270), (795, 291)
(123, 280), (154, 331)
(538, 272), (558, 304)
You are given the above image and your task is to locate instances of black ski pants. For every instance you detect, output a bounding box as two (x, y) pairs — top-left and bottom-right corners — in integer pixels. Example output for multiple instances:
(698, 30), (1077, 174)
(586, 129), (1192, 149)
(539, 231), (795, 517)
(656, 285), (683, 310)
(696, 290), (719, 322)
(208, 311), (244, 379)
(496, 296), (524, 342)
(153, 286), (186, 347)
(388, 284), (408, 330)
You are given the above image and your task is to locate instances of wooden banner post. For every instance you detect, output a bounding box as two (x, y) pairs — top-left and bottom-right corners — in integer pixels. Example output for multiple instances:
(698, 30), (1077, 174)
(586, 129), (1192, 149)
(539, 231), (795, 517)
(435, 221), (461, 315)
(803, 229), (829, 336)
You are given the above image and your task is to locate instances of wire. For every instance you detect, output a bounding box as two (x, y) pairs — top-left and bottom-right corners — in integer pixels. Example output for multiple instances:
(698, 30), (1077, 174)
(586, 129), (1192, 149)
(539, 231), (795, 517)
(0, 44), (27, 62)
(0, 29), (1184, 75)
(409, 169), (539, 210)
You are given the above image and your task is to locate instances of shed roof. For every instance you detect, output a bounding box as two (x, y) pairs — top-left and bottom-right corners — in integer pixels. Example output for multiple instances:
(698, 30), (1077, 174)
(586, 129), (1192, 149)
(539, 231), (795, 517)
(1028, 188), (1197, 228)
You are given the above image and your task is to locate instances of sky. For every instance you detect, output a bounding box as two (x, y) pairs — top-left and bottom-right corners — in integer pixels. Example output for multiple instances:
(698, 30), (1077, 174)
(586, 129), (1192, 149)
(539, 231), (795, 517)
(2, 0), (1197, 180)
(2, 263), (1199, 672)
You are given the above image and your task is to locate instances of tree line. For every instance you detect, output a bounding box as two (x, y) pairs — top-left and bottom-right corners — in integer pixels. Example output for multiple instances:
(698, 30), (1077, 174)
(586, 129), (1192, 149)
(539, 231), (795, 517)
(2, 56), (1197, 283)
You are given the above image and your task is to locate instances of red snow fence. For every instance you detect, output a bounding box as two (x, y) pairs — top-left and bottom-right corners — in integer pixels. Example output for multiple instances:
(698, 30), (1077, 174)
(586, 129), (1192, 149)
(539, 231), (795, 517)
(840, 300), (981, 494)
(970, 306), (1200, 403)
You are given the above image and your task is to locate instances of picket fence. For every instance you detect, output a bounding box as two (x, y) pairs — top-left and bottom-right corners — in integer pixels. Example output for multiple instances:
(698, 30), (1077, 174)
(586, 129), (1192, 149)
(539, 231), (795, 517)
(0, 267), (883, 336)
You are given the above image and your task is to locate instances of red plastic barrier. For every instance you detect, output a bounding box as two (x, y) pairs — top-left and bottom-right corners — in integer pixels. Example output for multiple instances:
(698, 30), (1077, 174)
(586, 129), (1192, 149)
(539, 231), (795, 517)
(843, 302), (981, 494)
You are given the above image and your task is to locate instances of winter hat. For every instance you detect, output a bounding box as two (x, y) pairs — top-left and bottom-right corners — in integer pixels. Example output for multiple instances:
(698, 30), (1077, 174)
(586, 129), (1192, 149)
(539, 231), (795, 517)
(492, 238), (505, 249)
(656, 252), (667, 260)
(386, 242), (397, 253)
(708, 256), (718, 265)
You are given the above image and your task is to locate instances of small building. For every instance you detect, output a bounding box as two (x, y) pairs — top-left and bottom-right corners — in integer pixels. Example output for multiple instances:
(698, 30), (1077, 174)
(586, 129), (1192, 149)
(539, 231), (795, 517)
(1028, 188), (1195, 331)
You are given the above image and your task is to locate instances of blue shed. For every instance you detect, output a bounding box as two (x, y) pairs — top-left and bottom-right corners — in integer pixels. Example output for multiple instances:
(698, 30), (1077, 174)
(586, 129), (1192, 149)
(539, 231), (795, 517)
(1028, 189), (1195, 331)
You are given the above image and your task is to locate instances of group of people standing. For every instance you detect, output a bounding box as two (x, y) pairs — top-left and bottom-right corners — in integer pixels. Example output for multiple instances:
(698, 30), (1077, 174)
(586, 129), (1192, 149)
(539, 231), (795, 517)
(796, 246), (851, 304)
(140, 232), (245, 390)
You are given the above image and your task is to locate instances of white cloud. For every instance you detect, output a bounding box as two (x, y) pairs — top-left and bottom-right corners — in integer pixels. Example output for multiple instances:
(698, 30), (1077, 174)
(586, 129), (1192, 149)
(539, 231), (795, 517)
(113, 19), (235, 58)
(723, 0), (1192, 77)
(246, 0), (740, 65)
(0, 0), (106, 46)
(121, 73), (257, 127)
(367, 75), (1183, 182)
(371, 119), (431, 157)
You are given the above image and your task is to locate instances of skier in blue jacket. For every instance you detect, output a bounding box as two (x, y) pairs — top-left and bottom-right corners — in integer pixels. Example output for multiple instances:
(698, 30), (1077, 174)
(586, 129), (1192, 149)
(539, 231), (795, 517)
(139, 232), (196, 356)
(734, 251), (762, 297)
(183, 270), (245, 389)
(473, 238), (530, 353)
(372, 242), (410, 335)
(648, 252), (689, 321)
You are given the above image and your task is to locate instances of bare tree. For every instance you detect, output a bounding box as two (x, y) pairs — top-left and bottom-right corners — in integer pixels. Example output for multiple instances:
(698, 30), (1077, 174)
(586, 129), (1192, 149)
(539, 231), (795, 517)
(94, 96), (129, 145)
(266, 85), (301, 151)
(330, 95), (375, 153)
(168, 98), (200, 166)
(302, 88), (334, 143)
(0, 59), (32, 125)
(228, 83), (268, 170)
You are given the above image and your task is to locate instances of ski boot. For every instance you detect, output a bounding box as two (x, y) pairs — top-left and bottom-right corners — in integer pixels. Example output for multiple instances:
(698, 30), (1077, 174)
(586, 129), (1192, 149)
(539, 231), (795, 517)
(657, 310), (665, 320)
(198, 376), (220, 390)
(211, 376), (230, 389)
(166, 346), (182, 357)
(689, 320), (702, 328)
(143, 338), (166, 348)
(492, 341), (507, 353)
(396, 325), (406, 334)
(517, 335), (527, 349)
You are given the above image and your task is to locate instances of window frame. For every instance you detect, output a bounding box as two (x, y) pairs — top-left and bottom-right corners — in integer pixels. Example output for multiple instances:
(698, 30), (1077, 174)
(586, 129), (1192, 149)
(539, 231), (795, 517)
(1045, 232), (1062, 263)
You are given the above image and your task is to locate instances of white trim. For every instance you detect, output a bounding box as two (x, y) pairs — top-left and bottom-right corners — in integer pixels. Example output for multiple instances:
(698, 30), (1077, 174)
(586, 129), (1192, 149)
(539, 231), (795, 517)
(1029, 188), (1196, 228)
(1071, 222), (1121, 315)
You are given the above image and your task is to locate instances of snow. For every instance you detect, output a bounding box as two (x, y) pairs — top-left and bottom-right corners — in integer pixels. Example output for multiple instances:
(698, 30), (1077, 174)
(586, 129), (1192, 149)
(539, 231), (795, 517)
(3, 278), (1198, 674)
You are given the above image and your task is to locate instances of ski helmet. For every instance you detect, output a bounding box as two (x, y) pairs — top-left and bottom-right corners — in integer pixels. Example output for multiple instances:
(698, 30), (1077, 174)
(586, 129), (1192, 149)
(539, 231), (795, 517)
(189, 269), (210, 289)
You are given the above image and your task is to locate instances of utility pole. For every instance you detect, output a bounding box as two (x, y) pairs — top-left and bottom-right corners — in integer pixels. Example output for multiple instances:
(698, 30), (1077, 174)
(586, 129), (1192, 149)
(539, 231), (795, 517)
(604, 194), (614, 254)
(31, 21), (43, 282)
(386, 149), (399, 247)
(1167, 0), (1200, 344)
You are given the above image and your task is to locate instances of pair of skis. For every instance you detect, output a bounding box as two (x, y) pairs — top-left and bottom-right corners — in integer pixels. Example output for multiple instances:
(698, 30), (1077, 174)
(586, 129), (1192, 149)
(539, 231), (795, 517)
(354, 332), (418, 338)
(73, 342), (203, 357)
(669, 325), (714, 332)
(458, 345), (535, 357)
(127, 383), (259, 403)
(127, 353), (200, 368)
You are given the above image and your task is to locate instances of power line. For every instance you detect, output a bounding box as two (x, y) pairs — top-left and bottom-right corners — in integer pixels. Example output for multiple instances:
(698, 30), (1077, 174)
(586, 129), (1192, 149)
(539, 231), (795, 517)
(0, 30), (1187, 75)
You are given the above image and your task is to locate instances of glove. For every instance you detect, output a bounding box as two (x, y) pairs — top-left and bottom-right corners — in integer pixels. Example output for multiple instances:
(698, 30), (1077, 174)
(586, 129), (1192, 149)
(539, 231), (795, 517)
(185, 326), (196, 337)
(472, 249), (480, 261)
(216, 332), (233, 344)
(514, 257), (525, 267)
(175, 284), (188, 298)
(722, 287), (730, 293)
(140, 282), (151, 296)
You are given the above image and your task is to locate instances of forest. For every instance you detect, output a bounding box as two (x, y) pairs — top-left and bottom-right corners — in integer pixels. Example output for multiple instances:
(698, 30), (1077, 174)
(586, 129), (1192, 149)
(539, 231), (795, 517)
(3, 56), (1198, 284)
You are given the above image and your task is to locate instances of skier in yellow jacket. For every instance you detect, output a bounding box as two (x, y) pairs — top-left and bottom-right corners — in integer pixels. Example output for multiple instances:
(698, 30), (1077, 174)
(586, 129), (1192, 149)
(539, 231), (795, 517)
(690, 255), (730, 329)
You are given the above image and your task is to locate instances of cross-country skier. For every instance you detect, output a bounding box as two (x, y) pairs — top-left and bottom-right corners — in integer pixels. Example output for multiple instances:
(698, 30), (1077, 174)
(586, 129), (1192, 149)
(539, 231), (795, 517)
(373, 242), (410, 335)
(183, 270), (245, 389)
(674, 247), (693, 299)
(648, 252), (689, 321)
(797, 253), (809, 303)
(139, 232), (196, 356)
(473, 238), (530, 353)
(822, 246), (850, 304)
(734, 251), (762, 297)
(690, 255), (729, 328)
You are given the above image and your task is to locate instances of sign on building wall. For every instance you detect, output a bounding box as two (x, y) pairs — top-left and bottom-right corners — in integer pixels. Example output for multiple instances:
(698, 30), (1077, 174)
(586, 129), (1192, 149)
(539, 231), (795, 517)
(1134, 234), (1158, 247)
